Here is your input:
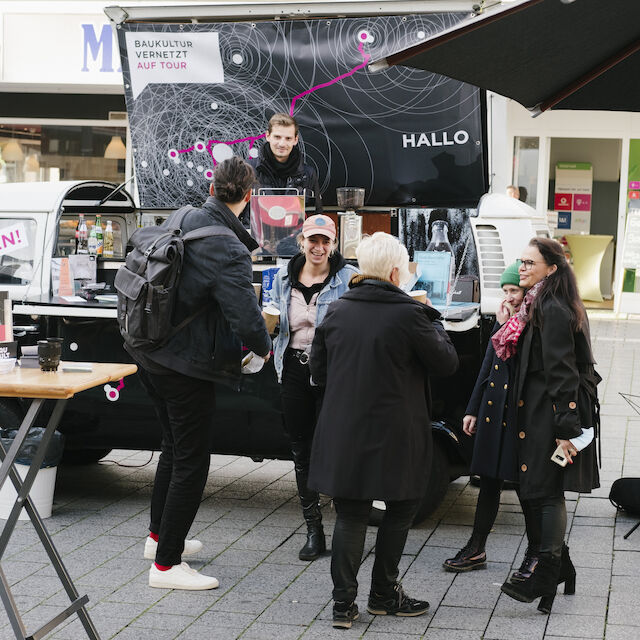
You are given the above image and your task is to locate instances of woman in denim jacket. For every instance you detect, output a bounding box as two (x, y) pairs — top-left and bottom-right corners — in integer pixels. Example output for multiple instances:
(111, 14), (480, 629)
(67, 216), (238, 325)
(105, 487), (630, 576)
(270, 214), (358, 561)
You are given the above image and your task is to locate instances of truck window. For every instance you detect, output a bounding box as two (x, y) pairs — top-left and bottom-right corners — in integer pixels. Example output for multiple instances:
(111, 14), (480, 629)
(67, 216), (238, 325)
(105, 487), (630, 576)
(57, 215), (126, 259)
(0, 218), (37, 286)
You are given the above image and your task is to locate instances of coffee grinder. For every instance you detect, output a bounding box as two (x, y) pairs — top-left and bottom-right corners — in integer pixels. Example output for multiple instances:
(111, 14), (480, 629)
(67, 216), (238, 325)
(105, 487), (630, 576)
(336, 187), (364, 259)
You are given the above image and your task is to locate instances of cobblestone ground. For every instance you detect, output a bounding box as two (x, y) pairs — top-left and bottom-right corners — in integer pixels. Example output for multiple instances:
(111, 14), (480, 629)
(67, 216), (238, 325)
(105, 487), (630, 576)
(0, 311), (639, 639)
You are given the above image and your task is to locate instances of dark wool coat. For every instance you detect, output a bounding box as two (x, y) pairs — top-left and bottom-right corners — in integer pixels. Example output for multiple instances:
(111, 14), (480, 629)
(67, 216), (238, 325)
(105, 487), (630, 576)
(466, 322), (518, 482)
(307, 279), (459, 501)
(513, 295), (600, 500)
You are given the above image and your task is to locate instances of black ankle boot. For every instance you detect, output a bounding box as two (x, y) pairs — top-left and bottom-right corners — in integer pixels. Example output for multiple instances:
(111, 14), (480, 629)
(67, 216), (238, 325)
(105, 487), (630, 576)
(299, 501), (326, 561)
(557, 544), (576, 595)
(501, 554), (561, 612)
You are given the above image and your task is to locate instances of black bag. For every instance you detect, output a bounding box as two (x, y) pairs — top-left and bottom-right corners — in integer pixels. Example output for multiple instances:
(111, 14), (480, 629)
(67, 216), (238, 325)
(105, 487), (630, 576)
(609, 477), (640, 538)
(115, 207), (234, 351)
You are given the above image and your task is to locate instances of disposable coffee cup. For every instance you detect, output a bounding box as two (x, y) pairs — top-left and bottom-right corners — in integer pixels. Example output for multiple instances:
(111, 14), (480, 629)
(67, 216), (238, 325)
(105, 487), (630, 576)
(262, 306), (280, 334)
(252, 283), (262, 301)
(409, 289), (428, 304)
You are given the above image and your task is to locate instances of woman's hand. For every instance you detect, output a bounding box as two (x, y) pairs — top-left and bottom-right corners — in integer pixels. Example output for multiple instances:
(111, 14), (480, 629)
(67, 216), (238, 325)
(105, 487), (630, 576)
(463, 415), (477, 436)
(496, 300), (513, 325)
(555, 438), (577, 464)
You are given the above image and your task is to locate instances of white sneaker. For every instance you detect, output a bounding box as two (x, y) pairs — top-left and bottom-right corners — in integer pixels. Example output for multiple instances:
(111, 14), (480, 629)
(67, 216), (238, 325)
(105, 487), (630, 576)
(143, 536), (203, 560)
(148, 561), (219, 590)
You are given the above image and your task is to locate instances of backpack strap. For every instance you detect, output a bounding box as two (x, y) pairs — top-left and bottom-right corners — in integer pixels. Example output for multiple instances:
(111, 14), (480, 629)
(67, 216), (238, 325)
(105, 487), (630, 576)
(166, 206), (197, 232)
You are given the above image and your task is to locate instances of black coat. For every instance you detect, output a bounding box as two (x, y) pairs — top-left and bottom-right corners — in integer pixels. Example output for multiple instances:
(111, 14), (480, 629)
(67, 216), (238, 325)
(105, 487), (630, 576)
(513, 295), (600, 499)
(308, 279), (458, 501)
(465, 322), (518, 482)
(248, 146), (322, 213)
(133, 197), (271, 388)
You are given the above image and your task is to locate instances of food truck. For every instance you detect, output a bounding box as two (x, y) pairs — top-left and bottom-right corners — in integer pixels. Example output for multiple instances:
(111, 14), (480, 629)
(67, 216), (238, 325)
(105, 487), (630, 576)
(0, 1), (550, 521)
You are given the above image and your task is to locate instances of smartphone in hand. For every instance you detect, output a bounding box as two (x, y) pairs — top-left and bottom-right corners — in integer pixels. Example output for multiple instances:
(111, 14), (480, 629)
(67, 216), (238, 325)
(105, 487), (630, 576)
(550, 443), (569, 467)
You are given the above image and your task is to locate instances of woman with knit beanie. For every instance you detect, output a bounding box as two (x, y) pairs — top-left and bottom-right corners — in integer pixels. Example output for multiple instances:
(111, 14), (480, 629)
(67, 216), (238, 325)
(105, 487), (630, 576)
(443, 262), (540, 577)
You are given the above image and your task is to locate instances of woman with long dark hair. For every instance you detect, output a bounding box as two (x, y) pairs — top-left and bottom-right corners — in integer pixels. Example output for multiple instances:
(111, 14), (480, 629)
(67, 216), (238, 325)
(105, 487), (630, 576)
(495, 237), (600, 613)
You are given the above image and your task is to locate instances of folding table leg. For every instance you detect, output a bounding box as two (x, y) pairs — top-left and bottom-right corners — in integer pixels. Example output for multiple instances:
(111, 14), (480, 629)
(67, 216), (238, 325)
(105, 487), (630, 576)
(0, 398), (101, 640)
(0, 565), (27, 639)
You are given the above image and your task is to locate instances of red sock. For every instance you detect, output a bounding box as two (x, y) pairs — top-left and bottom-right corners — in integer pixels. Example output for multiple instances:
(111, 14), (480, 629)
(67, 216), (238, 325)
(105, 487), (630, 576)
(149, 531), (159, 542)
(154, 562), (172, 571)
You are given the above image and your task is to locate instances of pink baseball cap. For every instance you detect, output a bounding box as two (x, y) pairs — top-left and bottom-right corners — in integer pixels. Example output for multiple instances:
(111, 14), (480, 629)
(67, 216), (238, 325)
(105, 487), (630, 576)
(302, 215), (336, 241)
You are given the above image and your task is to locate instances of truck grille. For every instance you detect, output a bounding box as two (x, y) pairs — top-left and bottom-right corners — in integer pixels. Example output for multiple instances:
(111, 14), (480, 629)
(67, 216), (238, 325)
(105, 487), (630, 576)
(476, 225), (505, 289)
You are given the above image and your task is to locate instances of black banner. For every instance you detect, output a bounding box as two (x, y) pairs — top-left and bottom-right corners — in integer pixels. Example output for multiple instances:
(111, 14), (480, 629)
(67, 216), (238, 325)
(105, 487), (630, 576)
(118, 15), (486, 209)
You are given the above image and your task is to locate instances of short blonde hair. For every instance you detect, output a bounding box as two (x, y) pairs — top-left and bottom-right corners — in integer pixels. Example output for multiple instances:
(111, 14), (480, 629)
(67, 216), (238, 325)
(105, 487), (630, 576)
(356, 232), (410, 285)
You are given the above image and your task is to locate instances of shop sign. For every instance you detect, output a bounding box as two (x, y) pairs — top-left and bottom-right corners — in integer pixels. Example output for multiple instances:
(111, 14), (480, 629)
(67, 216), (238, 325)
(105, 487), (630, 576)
(554, 162), (592, 235)
(1, 13), (122, 86)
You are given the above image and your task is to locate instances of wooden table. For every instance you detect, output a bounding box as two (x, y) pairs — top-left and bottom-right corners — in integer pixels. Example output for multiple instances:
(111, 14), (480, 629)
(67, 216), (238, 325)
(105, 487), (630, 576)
(0, 362), (137, 640)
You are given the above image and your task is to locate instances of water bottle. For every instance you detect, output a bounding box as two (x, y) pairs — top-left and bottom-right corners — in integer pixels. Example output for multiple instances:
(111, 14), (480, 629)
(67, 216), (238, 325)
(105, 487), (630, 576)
(427, 220), (456, 305)
(88, 225), (98, 255)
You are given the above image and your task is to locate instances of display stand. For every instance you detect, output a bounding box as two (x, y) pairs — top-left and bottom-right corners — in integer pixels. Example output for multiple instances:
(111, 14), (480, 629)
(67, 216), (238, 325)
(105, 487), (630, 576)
(0, 362), (137, 640)
(565, 234), (613, 302)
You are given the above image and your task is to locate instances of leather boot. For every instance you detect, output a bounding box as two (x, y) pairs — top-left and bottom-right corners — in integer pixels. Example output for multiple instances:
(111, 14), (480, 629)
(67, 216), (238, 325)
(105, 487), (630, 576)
(500, 554), (561, 611)
(557, 544), (576, 595)
(299, 498), (326, 561)
(510, 546), (539, 582)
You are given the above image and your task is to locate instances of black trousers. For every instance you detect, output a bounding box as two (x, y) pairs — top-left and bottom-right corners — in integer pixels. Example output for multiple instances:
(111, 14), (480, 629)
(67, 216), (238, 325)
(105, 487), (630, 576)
(521, 495), (566, 559)
(471, 477), (541, 552)
(138, 368), (216, 567)
(280, 351), (323, 503)
(331, 497), (419, 603)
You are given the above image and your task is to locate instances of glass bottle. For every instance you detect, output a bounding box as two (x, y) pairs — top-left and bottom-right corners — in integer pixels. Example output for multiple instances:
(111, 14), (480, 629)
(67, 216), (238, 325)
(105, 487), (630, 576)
(103, 220), (114, 258)
(427, 220), (456, 305)
(95, 215), (104, 256)
(77, 214), (88, 254)
(88, 224), (98, 255)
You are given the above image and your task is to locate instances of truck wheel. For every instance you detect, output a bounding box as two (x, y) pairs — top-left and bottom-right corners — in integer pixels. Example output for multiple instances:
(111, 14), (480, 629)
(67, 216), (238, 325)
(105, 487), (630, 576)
(61, 448), (112, 465)
(369, 440), (450, 527)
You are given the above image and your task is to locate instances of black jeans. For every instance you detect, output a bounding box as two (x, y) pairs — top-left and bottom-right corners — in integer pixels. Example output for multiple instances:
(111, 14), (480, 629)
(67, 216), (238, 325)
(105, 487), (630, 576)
(471, 478), (541, 553)
(138, 368), (216, 566)
(522, 495), (566, 559)
(280, 351), (323, 503)
(331, 497), (419, 603)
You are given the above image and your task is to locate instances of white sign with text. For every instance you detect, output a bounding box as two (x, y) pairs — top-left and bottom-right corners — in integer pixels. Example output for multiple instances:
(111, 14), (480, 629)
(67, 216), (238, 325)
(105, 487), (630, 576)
(125, 32), (225, 99)
(0, 223), (29, 257)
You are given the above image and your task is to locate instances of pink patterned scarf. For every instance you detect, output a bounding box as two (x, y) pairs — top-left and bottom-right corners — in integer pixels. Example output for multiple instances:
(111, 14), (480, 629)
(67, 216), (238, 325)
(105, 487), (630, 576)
(492, 279), (545, 361)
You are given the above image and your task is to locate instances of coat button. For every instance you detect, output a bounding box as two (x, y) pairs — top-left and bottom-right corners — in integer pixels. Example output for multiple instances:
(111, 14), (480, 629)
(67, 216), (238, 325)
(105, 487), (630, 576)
(569, 401), (577, 409)
(485, 417), (491, 422)
(502, 421), (507, 427)
(490, 382), (495, 388)
(487, 400), (493, 406)
(519, 431), (525, 439)
(518, 399), (524, 407)
(494, 364), (499, 370)
(521, 464), (527, 472)
(504, 384), (508, 390)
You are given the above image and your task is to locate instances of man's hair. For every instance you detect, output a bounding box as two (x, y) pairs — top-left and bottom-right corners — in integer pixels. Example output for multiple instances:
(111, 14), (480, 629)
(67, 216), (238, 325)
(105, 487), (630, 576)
(356, 232), (411, 286)
(268, 112), (299, 136)
(212, 156), (255, 203)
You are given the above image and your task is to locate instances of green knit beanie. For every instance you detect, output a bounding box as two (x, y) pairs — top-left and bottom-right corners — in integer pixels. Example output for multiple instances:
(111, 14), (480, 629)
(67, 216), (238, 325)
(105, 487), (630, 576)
(500, 261), (522, 288)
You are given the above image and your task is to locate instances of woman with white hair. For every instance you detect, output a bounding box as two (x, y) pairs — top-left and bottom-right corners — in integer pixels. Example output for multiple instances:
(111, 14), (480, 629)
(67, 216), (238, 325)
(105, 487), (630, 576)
(308, 232), (459, 629)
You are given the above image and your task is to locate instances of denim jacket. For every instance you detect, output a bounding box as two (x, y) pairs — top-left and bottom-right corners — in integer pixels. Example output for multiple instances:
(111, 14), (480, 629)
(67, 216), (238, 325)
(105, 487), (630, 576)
(270, 263), (359, 382)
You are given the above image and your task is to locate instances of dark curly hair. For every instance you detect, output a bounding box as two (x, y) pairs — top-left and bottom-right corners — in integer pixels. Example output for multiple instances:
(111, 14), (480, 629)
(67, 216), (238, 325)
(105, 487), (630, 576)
(212, 156), (255, 203)
(528, 237), (586, 331)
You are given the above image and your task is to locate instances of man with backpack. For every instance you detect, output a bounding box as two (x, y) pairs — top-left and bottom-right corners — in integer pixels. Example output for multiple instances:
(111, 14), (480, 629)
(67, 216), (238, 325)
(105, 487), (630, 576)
(121, 157), (271, 590)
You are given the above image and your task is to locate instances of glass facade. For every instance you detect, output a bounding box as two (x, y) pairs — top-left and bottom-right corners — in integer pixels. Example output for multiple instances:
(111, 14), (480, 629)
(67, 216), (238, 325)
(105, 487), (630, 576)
(513, 136), (539, 208)
(0, 124), (126, 184)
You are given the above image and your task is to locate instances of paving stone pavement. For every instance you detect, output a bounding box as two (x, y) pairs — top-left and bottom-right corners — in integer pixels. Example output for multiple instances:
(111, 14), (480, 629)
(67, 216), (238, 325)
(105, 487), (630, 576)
(0, 311), (639, 639)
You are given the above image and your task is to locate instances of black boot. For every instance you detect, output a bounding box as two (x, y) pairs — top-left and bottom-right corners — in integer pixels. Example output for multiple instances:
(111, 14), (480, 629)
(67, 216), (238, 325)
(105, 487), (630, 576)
(500, 554), (560, 611)
(557, 544), (576, 595)
(299, 499), (326, 561)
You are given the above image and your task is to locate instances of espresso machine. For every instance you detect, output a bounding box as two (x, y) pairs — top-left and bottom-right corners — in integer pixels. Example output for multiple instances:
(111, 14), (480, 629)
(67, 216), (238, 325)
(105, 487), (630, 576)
(336, 187), (364, 259)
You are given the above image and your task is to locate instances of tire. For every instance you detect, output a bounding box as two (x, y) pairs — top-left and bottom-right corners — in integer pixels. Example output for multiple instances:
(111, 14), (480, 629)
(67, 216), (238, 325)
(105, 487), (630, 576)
(369, 440), (451, 527)
(61, 448), (112, 465)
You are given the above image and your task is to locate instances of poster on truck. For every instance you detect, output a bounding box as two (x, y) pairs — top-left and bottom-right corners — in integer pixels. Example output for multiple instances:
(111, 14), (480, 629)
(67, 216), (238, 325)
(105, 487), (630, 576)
(115, 14), (487, 209)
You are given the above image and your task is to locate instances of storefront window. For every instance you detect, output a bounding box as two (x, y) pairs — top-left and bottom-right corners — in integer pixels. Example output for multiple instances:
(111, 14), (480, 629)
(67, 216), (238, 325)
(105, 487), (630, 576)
(0, 124), (126, 184)
(513, 136), (539, 208)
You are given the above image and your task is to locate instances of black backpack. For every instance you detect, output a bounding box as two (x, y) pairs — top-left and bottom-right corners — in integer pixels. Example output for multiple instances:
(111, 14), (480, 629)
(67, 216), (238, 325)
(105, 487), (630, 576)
(115, 206), (234, 352)
(610, 477), (640, 538)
